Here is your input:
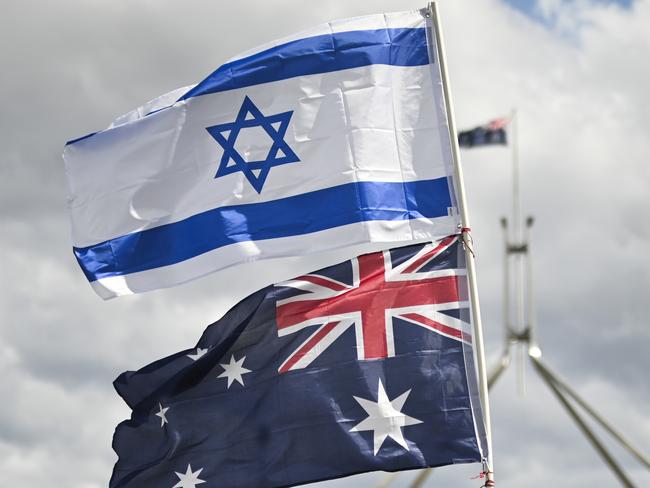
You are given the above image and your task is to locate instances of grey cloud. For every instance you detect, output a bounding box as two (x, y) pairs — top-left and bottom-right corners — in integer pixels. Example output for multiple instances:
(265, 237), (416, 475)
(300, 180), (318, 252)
(1, 0), (649, 486)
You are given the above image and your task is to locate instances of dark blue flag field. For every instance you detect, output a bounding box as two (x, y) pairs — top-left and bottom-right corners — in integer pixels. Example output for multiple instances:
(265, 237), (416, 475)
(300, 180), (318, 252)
(110, 235), (488, 488)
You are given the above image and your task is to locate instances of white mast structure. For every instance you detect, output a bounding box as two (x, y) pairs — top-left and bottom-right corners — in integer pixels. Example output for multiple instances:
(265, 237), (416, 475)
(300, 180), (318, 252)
(486, 109), (650, 488)
(377, 109), (650, 488)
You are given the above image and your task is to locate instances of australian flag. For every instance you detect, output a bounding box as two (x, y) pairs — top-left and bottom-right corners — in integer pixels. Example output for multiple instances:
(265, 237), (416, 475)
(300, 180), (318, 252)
(110, 235), (488, 488)
(458, 118), (508, 148)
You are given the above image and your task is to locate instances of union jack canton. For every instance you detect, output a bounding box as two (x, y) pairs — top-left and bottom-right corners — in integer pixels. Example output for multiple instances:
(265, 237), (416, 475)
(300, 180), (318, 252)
(276, 235), (473, 373)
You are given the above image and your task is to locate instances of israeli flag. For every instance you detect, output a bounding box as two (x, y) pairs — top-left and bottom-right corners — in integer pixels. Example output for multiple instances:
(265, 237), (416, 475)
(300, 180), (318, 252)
(63, 9), (461, 299)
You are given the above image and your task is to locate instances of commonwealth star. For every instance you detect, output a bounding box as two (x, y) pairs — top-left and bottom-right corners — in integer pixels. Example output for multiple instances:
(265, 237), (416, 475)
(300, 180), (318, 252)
(350, 380), (423, 455)
(217, 354), (252, 388)
(155, 402), (169, 427)
(172, 464), (206, 488)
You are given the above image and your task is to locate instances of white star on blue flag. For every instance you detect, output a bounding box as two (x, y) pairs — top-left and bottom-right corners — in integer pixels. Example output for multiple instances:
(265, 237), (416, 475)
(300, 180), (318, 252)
(172, 464), (206, 488)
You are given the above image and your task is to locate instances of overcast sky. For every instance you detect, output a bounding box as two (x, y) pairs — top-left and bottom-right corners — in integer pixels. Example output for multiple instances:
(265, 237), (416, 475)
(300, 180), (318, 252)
(1, 0), (649, 486)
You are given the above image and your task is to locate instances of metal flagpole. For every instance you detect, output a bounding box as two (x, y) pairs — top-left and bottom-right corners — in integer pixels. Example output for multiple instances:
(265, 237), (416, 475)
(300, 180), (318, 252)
(373, 6), (496, 487)
(374, 472), (400, 488)
(396, 6), (497, 487)
(488, 218), (512, 390)
(511, 108), (527, 396)
(487, 349), (510, 390)
(531, 356), (635, 488)
(410, 467), (434, 488)
(511, 109), (521, 242)
(501, 217), (511, 351)
(534, 356), (650, 470)
(524, 216), (539, 358)
(428, 1), (494, 482)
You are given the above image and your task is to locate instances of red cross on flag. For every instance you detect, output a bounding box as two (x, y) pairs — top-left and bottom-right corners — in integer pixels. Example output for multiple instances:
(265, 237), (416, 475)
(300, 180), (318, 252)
(275, 235), (472, 373)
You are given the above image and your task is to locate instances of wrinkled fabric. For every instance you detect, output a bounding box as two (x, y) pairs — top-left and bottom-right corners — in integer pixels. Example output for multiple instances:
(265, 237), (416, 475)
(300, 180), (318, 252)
(111, 237), (486, 488)
(62, 10), (460, 299)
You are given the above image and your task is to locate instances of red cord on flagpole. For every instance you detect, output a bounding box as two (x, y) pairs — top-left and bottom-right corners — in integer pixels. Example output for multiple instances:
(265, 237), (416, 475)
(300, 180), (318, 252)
(471, 470), (495, 487)
(459, 227), (476, 258)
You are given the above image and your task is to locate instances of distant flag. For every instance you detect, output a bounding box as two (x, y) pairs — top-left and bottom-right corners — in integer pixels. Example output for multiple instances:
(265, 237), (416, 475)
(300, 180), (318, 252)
(110, 235), (488, 487)
(458, 117), (509, 148)
(63, 10), (463, 299)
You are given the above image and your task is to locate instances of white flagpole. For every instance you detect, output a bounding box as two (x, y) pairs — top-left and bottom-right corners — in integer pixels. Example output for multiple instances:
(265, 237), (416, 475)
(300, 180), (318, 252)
(427, 2), (495, 482)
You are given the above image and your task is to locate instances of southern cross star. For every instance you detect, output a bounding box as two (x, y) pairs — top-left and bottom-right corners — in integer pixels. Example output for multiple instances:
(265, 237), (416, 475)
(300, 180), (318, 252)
(350, 379), (423, 455)
(206, 96), (300, 193)
(186, 347), (208, 361)
(217, 354), (252, 388)
(172, 464), (206, 488)
(155, 402), (169, 427)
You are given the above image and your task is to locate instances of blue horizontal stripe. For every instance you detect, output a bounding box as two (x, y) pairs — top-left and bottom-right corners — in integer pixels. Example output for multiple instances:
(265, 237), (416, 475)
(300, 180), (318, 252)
(74, 178), (451, 282)
(66, 132), (98, 146)
(65, 28), (429, 147)
(180, 28), (429, 101)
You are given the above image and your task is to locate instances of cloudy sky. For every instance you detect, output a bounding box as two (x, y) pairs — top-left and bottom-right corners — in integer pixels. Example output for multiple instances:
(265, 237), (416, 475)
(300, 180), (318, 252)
(1, 0), (649, 486)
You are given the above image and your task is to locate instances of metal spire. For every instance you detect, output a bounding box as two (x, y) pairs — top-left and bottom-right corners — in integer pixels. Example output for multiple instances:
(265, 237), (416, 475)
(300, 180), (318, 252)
(377, 106), (650, 488)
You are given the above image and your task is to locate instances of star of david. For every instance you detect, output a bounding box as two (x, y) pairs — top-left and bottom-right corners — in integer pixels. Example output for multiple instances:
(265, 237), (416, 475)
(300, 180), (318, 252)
(206, 96), (300, 193)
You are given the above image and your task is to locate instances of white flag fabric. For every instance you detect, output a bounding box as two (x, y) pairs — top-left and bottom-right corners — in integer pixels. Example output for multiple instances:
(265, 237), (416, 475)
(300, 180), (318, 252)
(63, 9), (460, 299)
